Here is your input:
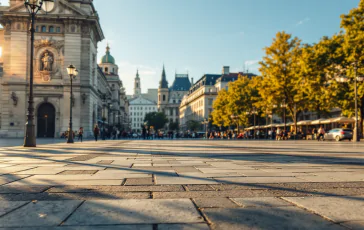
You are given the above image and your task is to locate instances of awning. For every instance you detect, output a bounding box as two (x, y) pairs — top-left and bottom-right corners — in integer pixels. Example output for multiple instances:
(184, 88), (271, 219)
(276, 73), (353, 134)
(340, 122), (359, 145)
(310, 119), (328, 125)
(329, 116), (355, 124)
(297, 120), (312, 125)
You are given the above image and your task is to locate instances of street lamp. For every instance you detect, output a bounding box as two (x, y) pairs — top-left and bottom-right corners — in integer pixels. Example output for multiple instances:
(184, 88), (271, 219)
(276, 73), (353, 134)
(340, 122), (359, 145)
(23, 0), (56, 147)
(333, 63), (363, 142)
(101, 94), (107, 140)
(246, 107), (258, 139)
(66, 64), (78, 144)
(201, 118), (209, 139)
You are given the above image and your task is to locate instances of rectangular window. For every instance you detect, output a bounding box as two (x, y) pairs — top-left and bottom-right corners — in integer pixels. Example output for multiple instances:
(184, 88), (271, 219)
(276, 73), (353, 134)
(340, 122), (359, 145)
(170, 108), (173, 116)
(163, 95), (166, 101)
(56, 27), (61, 33)
(208, 99), (213, 106)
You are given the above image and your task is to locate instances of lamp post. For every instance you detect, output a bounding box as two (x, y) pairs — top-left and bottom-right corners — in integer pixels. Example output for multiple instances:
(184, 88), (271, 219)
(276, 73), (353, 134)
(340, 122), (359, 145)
(101, 94), (107, 140)
(66, 65), (78, 144)
(23, 0), (56, 147)
(246, 107), (258, 139)
(334, 63), (363, 142)
(201, 118), (209, 139)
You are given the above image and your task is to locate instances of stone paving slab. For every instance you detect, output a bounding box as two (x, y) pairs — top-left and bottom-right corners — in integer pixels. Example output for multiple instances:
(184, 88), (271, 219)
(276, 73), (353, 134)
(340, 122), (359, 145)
(193, 198), (239, 208)
(7, 178), (124, 186)
(0, 226), (153, 230)
(203, 207), (345, 230)
(46, 185), (185, 193)
(0, 186), (50, 194)
(0, 201), (28, 217)
(91, 172), (152, 180)
(0, 167), (37, 175)
(156, 176), (218, 185)
(64, 199), (204, 225)
(158, 224), (210, 230)
(341, 221), (364, 230)
(0, 192), (151, 201)
(0, 200), (82, 227)
(215, 176), (306, 184)
(125, 178), (154, 185)
(0, 175), (30, 186)
(231, 197), (293, 207)
(282, 196), (364, 222)
(14, 168), (68, 175)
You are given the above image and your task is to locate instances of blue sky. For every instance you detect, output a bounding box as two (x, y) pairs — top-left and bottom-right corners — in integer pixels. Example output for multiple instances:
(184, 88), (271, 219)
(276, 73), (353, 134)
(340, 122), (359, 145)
(1, 0), (360, 94)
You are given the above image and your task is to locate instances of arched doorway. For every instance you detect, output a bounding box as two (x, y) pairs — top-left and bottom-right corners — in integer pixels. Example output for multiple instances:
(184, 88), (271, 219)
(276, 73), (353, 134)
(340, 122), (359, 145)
(37, 103), (56, 138)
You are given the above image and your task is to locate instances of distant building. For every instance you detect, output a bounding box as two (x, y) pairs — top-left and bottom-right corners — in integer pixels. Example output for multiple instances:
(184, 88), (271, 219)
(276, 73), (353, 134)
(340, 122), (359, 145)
(98, 45), (129, 130)
(157, 66), (191, 127)
(128, 96), (157, 132)
(179, 66), (256, 130)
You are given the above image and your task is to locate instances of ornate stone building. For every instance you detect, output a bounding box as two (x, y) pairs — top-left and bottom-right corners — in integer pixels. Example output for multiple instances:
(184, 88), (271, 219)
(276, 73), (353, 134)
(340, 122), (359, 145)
(179, 66), (256, 130)
(0, 0), (126, 137)
(157, 66), (191, 127)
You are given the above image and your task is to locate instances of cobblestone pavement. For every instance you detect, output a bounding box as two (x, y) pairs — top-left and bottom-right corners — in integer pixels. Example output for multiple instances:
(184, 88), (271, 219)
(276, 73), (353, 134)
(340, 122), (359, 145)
(0, 140), (363, 229)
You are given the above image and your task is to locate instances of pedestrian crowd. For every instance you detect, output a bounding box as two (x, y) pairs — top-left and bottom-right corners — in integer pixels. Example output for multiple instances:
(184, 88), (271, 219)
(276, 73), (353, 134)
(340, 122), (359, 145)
(60, 125), (327, 142)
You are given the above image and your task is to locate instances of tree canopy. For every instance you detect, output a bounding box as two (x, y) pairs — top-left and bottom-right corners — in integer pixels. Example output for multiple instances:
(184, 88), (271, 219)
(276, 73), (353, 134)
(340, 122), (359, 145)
(144, 112), (168, 131)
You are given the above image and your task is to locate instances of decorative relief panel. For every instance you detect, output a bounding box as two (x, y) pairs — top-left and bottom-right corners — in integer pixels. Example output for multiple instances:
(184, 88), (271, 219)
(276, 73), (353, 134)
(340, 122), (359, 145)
(34, 37), (64, 82)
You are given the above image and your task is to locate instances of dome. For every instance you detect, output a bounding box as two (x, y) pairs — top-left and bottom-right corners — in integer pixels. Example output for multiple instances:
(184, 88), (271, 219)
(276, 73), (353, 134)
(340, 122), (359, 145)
(101, 45), (115, 64)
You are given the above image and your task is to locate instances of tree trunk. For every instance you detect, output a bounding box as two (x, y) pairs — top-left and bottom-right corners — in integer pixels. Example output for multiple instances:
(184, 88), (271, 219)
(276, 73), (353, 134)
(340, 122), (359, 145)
(360, 97), (364, 138)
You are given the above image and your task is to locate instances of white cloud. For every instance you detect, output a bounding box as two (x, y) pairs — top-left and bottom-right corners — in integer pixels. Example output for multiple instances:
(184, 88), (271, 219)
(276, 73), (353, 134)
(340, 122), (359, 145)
(296, 17), (310, 26)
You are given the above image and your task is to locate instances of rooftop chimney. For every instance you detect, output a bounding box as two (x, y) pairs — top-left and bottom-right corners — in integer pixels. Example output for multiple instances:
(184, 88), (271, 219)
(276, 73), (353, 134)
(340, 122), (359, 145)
(223, 66), (230, 75)
(191, 77), (194, 86)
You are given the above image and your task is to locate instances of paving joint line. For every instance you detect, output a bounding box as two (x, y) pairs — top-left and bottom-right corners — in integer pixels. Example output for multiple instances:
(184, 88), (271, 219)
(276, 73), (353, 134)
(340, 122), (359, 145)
(0, 200), (31, 218)
(280, 197), (351, 229)
(190, 198), (213, 229)
(59, 200), (85, 226)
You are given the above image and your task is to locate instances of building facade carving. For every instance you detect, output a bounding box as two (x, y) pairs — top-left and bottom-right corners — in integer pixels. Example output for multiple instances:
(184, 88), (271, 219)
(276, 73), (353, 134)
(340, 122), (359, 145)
(0, 0), (128, 138)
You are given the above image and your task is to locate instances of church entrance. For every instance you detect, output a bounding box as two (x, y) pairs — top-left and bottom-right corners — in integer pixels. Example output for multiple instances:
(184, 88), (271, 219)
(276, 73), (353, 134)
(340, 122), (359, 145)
(37, 103), (56, 138)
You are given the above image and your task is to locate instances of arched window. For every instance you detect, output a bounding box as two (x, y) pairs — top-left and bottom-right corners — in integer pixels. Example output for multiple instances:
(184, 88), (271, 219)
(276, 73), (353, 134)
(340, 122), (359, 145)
(49, 26), (54, 33)
(136, 83), (139, 88)
(35, 26), (39, 32)
(112, 68), (115, 73)
(56, 27), (61, 33)
(41, 26), (47, 32)
(105, 67), (108, 73)
(163, 95), (166, 101)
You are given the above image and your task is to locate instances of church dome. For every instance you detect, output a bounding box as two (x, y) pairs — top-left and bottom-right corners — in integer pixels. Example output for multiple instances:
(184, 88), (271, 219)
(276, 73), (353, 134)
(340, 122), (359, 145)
(101, 45), (115, 64)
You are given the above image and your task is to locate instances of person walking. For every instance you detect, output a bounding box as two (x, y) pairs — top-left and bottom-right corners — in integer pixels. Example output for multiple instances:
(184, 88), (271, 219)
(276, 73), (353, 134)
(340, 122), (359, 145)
(317, 126), (325, 141)
(276, 127), (282, 141)
(93, 125), (100, 142)
(78, 127), (84, 142)
(313, 128), (318, 140)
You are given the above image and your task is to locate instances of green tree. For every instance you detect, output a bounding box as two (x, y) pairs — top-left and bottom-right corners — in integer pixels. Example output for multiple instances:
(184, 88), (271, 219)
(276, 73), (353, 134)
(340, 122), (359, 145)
(300, 35), (345, 118)
(186, 120), (201, 131)
(168, 121), (179, 131)
(144, 112), (168, 131)
(211, 89), (229, 127)
(338, 0), (364, 135)
(226, 75), (261, 127)
(259, 31), (303, 132)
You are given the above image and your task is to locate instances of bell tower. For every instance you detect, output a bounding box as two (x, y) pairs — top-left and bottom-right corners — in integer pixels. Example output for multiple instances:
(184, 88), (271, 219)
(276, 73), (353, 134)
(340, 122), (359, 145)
(133, 69), (141, 97)
(158, 65), (169, 112)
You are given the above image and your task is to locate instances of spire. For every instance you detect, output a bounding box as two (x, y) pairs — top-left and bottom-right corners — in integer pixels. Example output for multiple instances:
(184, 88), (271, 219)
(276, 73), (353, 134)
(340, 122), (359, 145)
(136, 69), (139, 79)
(159, 65), (168, 89)
(106, 43), (110, 53)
